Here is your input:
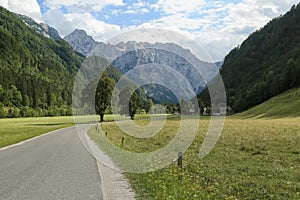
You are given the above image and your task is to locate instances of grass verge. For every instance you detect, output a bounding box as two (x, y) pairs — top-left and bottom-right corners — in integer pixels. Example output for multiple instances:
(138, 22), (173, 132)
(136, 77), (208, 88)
(0, 116), (75, 148)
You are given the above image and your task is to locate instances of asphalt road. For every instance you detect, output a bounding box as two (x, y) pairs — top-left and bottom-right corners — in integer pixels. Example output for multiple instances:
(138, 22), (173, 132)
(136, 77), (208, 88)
(0, 125), (103, 200)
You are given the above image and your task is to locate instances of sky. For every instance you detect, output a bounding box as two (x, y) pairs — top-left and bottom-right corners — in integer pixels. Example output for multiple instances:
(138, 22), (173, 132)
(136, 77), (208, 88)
(0, 0), (299, 61)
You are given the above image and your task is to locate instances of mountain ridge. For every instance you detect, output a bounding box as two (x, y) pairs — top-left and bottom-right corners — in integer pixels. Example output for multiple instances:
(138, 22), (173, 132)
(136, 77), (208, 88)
(64, 29), (220, 102)
(16, 14), (61, 40)
(64, 29), (98, 56)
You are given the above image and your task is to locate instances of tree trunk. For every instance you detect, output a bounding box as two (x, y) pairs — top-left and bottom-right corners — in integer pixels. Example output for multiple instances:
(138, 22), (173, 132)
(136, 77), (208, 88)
(130, 112), (134, 120)
(100, 113), (104, 122)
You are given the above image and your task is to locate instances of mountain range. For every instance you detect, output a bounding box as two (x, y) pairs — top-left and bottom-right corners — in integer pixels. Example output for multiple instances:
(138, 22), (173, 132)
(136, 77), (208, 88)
(64, 29), (220, 102)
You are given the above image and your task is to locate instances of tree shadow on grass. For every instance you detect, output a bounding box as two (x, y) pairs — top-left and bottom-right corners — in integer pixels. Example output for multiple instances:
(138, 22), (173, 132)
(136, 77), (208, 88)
(24, 123), (73, 126)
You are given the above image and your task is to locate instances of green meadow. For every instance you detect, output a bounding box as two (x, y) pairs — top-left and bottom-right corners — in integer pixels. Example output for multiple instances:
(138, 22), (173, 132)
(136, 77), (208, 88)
(235, 87), (300, 118)
(89, 116), (300, 199)
(1, 113), (299, 199)
(0, 116), (74, 148)
(0, 114), (165, 149)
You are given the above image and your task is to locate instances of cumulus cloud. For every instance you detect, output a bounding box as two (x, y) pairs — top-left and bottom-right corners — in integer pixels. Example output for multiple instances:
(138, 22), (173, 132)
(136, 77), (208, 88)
(152, 0), (206, 15)
(43, 9), (121, 40)
(199, 0), (300, 61)
(0, 0), (42, 22)
(44, 0), (124, 11)
(42, 9), (73, 36)
(139, 0), (300, 61)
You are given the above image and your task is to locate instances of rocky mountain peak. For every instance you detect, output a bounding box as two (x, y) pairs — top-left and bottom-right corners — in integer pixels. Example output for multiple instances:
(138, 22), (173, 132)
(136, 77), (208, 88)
(64, 29), (99, 56)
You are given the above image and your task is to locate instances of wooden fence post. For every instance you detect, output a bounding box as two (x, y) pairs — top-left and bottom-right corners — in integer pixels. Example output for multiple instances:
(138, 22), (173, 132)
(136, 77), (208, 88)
(177, 152), (183, 167)
(121, 137), (125, 146)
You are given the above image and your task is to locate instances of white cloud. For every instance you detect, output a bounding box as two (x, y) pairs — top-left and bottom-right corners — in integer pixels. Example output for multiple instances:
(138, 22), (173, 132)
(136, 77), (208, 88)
(0, 0), (8, 8)
(132, 1), (147, 8)
(153, 0), (206, 15)
(199, 0), (300, 61)
(122, 1), (150, 15)
(44, 0), (124, 11)
(0, 0), (42, 22)
(43, 9), (73, 36)
(124, 9), (135, 14)
(136, 0), (300, 61)
(43, 10), (121, 40)
(141, 8), (149, 13)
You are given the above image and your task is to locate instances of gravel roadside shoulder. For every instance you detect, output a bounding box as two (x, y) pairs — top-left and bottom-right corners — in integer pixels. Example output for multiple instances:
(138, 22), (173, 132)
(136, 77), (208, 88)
(84, 129), (136, 200)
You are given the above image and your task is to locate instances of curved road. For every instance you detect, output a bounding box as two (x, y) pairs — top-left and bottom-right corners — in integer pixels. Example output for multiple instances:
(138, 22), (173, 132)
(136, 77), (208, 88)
(0, 125), (103, 200)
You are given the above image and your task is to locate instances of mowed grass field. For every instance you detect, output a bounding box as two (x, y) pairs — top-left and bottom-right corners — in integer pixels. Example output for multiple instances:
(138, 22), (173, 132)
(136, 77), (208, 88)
(0, 114), (164, 148)
(0, 116), (75, 148)
(89, 117), (300, 199)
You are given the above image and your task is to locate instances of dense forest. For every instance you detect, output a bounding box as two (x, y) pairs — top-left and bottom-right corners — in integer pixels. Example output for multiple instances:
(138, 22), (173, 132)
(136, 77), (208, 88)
(0, 6), (83, 117)
(199, 3), (300, 113)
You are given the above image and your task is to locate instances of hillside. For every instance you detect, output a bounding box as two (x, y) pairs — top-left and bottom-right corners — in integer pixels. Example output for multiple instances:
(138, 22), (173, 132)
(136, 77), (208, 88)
(0, 6), (83, 117)
(16, 14), (61, 40)
(199, 3), (300, 114)
(235, 87), (300, 118)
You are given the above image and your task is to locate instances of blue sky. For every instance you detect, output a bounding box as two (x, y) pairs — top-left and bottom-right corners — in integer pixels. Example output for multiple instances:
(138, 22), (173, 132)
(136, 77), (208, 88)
(1, 0), (299, 61)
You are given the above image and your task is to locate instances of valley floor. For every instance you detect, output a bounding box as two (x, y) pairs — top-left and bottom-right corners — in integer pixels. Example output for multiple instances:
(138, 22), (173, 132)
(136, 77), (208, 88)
(1, 115), (299, 199)
(89, 116), (300, 199)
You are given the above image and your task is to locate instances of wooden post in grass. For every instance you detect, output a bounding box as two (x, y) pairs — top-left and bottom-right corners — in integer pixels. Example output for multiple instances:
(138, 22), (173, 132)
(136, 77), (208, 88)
(95, 123), (99, 133)
(121, 137), (125, 147)
(177, 152), (183, 181)
(177, 152), (183, 167)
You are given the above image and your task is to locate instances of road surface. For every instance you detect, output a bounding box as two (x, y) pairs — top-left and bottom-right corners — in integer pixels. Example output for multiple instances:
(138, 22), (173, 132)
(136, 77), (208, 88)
(0, 125), (103, 200)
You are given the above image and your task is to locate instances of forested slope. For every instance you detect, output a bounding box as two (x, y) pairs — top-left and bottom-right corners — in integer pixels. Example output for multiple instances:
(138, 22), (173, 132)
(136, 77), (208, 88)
(0, 6), (83, 117)
(199, 3), (300, 114)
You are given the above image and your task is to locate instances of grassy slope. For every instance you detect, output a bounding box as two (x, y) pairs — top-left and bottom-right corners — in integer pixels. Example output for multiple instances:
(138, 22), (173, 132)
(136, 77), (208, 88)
(235, 87), (300, 118)
(89, 117), (300, 199)
(0, 116), (74, 148)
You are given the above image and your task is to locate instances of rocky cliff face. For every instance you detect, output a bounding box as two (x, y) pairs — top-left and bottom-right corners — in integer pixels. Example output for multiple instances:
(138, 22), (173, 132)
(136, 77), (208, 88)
(64, 29), (99, 56)
(16, 14), (61, 40)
